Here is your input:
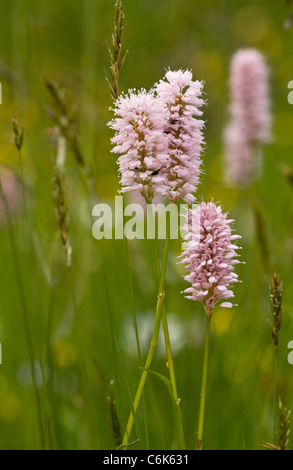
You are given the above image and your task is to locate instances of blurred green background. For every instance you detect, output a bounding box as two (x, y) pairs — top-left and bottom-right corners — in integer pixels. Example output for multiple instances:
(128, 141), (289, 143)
(0, 0), (293, 450)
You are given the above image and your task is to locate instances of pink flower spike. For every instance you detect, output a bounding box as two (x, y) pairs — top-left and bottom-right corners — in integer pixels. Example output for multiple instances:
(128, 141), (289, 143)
(108, 89), (168, 202)
(224, 48), (272, 187)
(229, 48), (272, 144)
(180, 201), (242, 317)
(154, 69), (205, 203)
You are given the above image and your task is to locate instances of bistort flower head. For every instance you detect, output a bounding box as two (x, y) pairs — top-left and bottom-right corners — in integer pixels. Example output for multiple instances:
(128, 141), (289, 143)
(229, 48), (271, 144)
(180, 201), (242, 317)
(224, 48), (272, 187)
(108, 88), (168, 201)
(154, 69), (205, 204)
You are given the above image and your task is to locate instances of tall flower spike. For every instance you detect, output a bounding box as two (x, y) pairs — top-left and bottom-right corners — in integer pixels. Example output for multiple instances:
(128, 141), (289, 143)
(224, 48), (271, 187)
(154, 69), (205, 204)
(109, 89), (167, 201)
(229, 48), (271, 144)
(180, 201), (242, 317)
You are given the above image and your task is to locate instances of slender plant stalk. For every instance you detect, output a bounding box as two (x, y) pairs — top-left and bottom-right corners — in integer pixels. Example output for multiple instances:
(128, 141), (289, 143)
(122, 223), (170, 446)
(161, 310), (186, 449)
(124, 198), (141, 360)
(269, 272), (284, 443)
(272, 351), (278, 442)
(196, 312), (212, 450)
(147, 204), (185, 449)
(123, 228), (150, 448)
(12, 115), (27, 249)
(44, 281), (58, 449)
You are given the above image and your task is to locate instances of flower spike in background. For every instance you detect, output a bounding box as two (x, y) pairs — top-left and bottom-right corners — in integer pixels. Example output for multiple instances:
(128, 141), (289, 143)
(224, 48), (272, 187)
(229, 48), (271, 144)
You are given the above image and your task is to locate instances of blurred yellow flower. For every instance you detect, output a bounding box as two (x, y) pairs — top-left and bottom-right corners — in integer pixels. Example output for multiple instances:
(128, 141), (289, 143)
(212, 308), (234, 336)
(0, 393), (22, 423)
(53, 340), (77, 368)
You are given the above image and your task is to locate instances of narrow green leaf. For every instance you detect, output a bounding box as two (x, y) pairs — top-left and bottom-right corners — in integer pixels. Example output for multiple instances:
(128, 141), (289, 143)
(140, 368), (174, 403)
(116, 439), (140, 450)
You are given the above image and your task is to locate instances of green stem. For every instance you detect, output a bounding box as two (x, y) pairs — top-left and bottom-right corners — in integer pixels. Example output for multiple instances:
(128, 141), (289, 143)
(161, 310), (186, 450)
(17, 148), (28, 252)
(124, 234), (150, 448)
(123, 195), (150, 448)
(196, 312), (211, 450)
(273, 344), (278, 443)
(124, 197), (141, 360)
(148, 204), (185, 449)
(121, 221), (170, 446)
(44, 285), (58, 449)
